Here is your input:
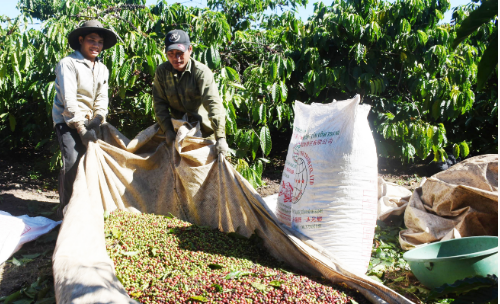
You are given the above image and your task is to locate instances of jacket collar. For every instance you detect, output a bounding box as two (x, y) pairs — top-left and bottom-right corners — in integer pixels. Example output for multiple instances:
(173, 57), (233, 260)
(167, 58), (193, 75)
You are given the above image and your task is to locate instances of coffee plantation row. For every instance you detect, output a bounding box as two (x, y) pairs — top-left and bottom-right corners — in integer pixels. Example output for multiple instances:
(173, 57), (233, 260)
(1, 0), (497, 186)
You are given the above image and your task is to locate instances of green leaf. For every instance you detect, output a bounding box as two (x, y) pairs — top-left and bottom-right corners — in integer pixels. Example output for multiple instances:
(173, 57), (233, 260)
(208, 45), (221, 69)
(404, 143), (416, 162)
(117, 45), (125, 66)
(399, 18), (411, 34)
(287, 58), (295, 75)
(237, 130), (253, 151)
(291, 19), (299, 34)
(9, 113), (16, 132)
(476, 32), (497, 91)
(427, 126), (434, 139)
(276, 104), (283, 123)
(280, 81), (288, 102)
(431, 100), (441, 120)
(259, 125), (272, 156)
(460, 141), (470, 158)
(0, 62), (8, 79)
(22, 253), (41, 259)
(428, 275), (498, 300)
(271, 82), (277, 102)
(3, 290), (22, 303)
(269, 280), (283, 288)
(211, 283), (223, 292)
(439, 148), (447, 162)
(271, 62), (278, 80)
(432, 126), (442, 146)
(130, 291), (142, 298)
(111, 228), (122, 239)
(367, 21), (381, 42)
(252, 159), (264, 177)
(453, 144), (460, 158)
(11, 51), (22, 81)
(353, 43), (365, 64)
(225, 66), (240, 82)
(146, 55), (155, 77)
(119, 87), (126, 99)
(453, 287), (498, 304)
(417, 30), (428, 46)
(452, 0), (498, 49)
(208, 264), (223, 270)
(188, 296), (208, 302)
(224, 270), (251, 279)
(369, 275), (383, 283)
(228, 82), (246, 90)
(10, 257), (22, 266)
(251, 131), (260, 160)
(251, 282), (267, 291)
(119, 61), (131, 81)
(258, 103), (266, 124)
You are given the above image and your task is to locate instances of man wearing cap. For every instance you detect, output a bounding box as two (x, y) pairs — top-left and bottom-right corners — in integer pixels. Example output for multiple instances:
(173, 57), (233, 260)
(52, 20), (117, 212)
(153, 29), (228, 155)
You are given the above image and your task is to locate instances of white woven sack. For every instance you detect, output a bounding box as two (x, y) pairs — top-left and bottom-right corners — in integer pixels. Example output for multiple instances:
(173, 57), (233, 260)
(0, 211), (61, 264)
(276, 95), (378, 274)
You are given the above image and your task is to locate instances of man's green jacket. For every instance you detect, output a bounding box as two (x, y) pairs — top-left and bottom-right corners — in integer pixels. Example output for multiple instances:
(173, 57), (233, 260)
(153, 58), (226, 139)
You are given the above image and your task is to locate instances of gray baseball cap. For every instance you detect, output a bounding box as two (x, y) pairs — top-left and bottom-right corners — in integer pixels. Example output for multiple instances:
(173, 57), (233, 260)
(165, 29), (190, 52)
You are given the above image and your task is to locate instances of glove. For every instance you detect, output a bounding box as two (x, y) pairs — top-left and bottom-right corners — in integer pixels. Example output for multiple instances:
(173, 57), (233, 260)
(216, 137), (229, 156)
(86, 114), (104, 131)
(165, 129), (176, 146)
(75, 121), (97, 147)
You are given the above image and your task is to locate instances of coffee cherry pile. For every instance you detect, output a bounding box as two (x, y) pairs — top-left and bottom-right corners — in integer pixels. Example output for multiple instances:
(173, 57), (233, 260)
(104, 211), (368, 304)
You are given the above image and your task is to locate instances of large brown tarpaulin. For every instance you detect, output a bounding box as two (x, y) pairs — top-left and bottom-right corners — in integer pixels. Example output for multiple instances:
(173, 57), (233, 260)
(52, 121), (412, 303)
(400, 155), (498, 250)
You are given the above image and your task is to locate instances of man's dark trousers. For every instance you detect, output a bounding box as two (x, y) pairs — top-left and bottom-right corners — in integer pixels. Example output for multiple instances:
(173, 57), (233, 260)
(55, 123), (86, 213)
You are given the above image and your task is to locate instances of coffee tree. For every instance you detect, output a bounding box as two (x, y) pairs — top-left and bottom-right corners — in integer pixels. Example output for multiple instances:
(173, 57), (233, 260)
(291, 0), (497, 162)
(0, 0), (497, 187)
(0, 0), (304, 186)
(446, 1), (498, 155)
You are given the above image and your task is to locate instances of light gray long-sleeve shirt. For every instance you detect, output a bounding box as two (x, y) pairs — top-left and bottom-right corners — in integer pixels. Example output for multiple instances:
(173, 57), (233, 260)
(52, 50), (109, 127)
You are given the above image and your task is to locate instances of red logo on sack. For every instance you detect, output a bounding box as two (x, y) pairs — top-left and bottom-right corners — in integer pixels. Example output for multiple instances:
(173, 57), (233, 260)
(279, 181), (293, 203)
(21, 226), (32, 235)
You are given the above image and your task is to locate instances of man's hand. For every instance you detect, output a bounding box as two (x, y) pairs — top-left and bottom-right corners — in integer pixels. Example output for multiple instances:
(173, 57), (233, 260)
(216, 137), (229, 156)
(165, 129), (176, 146)
(86, 114), (104, 131)
(75, 121), (97, 147)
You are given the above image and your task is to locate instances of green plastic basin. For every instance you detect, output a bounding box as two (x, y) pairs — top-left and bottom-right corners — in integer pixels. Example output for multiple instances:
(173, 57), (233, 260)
(403, 236), (498, 289)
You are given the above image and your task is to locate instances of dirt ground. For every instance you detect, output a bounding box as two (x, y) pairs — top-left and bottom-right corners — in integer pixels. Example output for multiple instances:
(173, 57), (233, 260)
(0, 151), (426, 300)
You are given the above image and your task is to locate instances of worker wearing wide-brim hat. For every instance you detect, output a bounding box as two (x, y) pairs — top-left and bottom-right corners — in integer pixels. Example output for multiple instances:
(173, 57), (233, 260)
(52, 19), (117, 215)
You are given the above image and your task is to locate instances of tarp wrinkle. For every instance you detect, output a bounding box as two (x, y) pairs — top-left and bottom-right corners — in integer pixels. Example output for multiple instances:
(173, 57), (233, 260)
(399, 154), (498, 250)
